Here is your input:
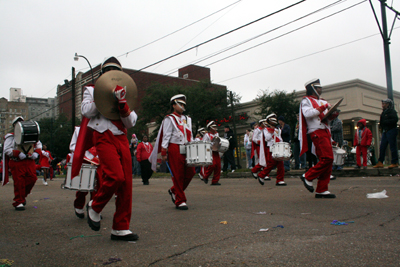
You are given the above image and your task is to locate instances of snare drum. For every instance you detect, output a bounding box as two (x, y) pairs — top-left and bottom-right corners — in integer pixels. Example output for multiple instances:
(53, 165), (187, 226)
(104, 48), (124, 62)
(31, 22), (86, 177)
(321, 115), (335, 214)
(185, 141), (213, 167)
(211, 136), (229, 153)
(14, 121), (40, 145)
(64, 163), (97, 191)
(271, 142), (291, 161)
(332, 147), (347, 166)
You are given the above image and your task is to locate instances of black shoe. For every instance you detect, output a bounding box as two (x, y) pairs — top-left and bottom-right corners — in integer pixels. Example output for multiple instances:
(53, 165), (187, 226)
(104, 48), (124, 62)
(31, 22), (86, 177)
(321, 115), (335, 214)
(86, 203), (100, 231)
(264, 176), (271, 181)
(111, 233), (139, 241)
(204, 178), (209, 184)
(15, 204), (25, 211)
(252, 172), (258, 179)
(75, 210), (85, 219)
(258, 177), (264, 186)
(143, 181), (149, 185)
(300, 174), (314, 193)
(330, 175), (336, 180)
(23, 201), (27, 206)
(315, 193), (336, 198)
(211, 182), (221, 186)
(168, 189), (175, 205)
(276, 182), (287, 186)
(176, 203), (189, 210)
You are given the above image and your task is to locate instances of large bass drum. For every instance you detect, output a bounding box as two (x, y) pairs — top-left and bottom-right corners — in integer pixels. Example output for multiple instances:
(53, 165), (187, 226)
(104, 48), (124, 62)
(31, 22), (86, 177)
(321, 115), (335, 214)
(14, 121), (40, 145)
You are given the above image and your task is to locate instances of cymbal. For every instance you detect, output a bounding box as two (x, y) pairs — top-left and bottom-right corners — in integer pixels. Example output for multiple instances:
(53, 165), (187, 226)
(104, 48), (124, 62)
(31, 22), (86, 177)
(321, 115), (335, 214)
(322, 98), (343, 121)
(94, 70), (137, 120)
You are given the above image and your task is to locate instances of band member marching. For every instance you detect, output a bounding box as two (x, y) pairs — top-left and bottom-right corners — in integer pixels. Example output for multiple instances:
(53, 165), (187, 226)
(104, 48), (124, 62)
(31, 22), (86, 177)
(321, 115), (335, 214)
(40, 144), (53, 185)
(299, 78), (338, 198)
(68, 126), (103, 219)
(2, 116), (41, 210)
(149, 94), (196, 210)
(251, 119), (267, 179)
(200, 121), (222, 185)
(257, 114), (286, 186)
(78, 56), (139, 241)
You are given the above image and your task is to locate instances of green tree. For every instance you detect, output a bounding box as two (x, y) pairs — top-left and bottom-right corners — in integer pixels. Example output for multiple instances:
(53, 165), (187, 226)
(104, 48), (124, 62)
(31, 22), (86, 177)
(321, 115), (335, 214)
(256, 90), (299, 135)
(139, 82), (237, 140)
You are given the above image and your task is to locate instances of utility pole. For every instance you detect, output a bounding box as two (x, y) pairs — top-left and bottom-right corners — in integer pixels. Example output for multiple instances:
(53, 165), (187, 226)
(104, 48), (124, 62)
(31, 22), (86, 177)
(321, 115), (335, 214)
(71, 67), (76, 134)
(369, 0), (399, 100)
(230, 91), (241, 169)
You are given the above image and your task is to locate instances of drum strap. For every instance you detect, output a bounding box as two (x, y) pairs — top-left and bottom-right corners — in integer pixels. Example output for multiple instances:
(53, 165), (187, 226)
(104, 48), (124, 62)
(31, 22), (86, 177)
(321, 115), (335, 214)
(20, 145), (32, 155)
(169, 113), (190, 143)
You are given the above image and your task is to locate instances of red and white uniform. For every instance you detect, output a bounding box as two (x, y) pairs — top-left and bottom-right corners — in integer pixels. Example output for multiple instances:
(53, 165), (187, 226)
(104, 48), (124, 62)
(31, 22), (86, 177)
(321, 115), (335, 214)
(39, 149), (53, 169)
(149, 112), (196, 207)
(299, 96), (333, 193)
(3, 133), (41, 207)
(201, 132), (221, 184)
(81, 86), (137, 231)
(258, 127), (285, 183)
(251, 127), (262, 165)
(353, 119), (372, 167)
(251, 126), (267, 173)
(68, 126), (102, 210)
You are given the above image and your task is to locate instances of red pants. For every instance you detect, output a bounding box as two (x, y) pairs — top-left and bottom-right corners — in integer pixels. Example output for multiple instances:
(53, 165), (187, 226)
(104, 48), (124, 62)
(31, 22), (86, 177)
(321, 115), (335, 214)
(252, 146), (268, 173)
(305, 129), (333, 193)
(203, 151), (221, 184)
(258, 151), (284, 183)
(74, 165), (103, 210)
(91, 131), (132, 231)
(168, 143), (195, 206)
(356, 146), (368, 167)
(9, 159), (37, 207)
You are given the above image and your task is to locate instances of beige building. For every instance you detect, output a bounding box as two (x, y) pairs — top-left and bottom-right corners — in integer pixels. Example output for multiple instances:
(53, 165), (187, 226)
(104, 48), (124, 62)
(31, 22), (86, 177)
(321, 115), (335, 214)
(233, 79), (400, 168)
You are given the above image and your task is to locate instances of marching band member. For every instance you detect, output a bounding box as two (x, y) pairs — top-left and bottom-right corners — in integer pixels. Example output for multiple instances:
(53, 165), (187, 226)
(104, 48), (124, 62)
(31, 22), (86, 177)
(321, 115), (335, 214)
(68, 126), (103, 219)
(257, 114), (286, 186)
(40, 144), (53, 185)
(149, 94), (196, 210)
(2, 116), (41, 210)
(80, 56), (139, 241)
(251, 119), (267, 179)
(299, 78), (338, 198)
(200, 121), (221, 185)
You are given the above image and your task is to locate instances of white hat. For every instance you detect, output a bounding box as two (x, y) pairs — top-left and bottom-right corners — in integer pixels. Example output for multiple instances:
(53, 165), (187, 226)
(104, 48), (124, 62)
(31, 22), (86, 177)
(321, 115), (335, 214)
(266, 113), (276, 120)
(207, 121), (217, 129)
(170, 94), (186, 105)
(12, 116), (24, 126)
(305, 78), (322, 88)
(259, 119), (266, 124)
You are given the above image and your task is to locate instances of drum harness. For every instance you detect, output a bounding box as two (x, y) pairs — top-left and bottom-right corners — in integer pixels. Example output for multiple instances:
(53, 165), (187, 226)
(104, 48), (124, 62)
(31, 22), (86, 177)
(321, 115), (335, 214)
(169, 113), (189, 154)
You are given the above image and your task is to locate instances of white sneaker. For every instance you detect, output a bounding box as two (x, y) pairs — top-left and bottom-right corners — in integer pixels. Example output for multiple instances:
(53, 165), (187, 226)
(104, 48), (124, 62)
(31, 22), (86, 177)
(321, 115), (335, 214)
(231, 170), (235, 173)
(88, 200), (101, 222)
(42, 179), (48, 186)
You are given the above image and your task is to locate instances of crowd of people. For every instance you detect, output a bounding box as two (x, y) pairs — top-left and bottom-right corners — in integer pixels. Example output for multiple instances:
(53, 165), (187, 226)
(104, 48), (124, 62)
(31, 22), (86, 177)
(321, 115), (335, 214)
(2, 56), (399, 242)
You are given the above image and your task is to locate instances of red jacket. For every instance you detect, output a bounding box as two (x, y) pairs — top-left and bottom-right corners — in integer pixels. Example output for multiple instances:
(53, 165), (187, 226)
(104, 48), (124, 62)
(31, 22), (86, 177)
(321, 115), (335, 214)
(353, 119), (372, 147)
(136, 142), (153, 162)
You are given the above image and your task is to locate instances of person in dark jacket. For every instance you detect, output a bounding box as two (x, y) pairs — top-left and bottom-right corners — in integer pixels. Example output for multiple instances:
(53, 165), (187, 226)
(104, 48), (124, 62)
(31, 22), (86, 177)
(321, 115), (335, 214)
(374, 98), (399, 169)
(278, 116), (291, 171)
(222, 126), (236, 172)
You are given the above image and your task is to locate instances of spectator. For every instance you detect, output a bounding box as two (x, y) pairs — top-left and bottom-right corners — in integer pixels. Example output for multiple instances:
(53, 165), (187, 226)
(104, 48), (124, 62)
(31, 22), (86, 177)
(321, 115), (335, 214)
(374, 98), (399, 169)
(278, 116), (291, 172)
(136, 135), (153, 185)
(130, 134), (141, 176)
(222, 125), (236, 172)
(330, 114), (344, 170)
(293, 114), (306, 169)
(244, 129), (252, 169)
(353, 119), (372, 169)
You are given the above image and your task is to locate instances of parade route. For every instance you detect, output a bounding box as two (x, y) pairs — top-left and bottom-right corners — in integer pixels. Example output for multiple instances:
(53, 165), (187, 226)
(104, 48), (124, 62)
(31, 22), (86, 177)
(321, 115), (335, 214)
(0, 176), (399, 266)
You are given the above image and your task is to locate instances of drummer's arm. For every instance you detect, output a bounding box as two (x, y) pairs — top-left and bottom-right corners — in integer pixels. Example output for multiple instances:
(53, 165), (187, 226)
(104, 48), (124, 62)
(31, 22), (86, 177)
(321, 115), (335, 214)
(265, 131), (273, 142)
(4, 136), (16, 158)
(161, 118), (173, 159)
(81, 88), (99, 118)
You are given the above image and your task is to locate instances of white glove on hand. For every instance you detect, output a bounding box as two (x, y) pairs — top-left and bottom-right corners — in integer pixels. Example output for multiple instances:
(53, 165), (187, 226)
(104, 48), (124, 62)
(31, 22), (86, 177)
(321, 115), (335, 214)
(18, 152), (26, 160)
(31, 152), (39, 160)
(114, 85), (126, 101)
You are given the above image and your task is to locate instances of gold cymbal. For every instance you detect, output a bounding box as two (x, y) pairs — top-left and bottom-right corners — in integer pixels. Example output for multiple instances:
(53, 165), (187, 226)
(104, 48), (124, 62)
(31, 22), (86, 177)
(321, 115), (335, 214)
(94, 70), (137, 120)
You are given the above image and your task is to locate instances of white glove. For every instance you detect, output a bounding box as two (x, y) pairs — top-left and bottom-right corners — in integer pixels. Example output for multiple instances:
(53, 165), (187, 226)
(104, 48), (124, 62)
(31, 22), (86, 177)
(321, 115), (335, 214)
(31, 152), (39, 160)
(18, 152), (26, 160)
(114, 85), (126, 101)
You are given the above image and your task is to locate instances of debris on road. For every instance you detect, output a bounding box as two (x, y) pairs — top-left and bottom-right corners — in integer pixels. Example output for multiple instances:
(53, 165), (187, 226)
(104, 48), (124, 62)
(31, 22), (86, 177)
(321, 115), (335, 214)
(367, 190), (389, 199)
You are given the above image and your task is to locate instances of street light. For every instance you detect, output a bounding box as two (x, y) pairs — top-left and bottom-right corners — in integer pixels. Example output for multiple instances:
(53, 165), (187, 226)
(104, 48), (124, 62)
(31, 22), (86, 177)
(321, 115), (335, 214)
(74, 53), (94, 84)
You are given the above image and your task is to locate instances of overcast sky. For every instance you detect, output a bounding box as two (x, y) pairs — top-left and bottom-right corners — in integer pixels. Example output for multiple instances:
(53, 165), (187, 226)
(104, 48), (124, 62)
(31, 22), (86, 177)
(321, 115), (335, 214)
(0, 0), (399, 103)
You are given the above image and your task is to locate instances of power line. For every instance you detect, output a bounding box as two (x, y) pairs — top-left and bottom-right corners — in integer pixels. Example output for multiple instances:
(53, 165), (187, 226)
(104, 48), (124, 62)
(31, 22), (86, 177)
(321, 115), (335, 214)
(217, 27), (399, 84)
(204, 0), (367, 68)
(116, 0), (243, 59)
(133, 0), (307, 73)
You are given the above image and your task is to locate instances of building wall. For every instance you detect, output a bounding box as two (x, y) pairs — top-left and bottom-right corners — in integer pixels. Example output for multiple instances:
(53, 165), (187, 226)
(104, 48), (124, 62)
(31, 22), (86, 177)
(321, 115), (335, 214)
(26, 97), (55, 121)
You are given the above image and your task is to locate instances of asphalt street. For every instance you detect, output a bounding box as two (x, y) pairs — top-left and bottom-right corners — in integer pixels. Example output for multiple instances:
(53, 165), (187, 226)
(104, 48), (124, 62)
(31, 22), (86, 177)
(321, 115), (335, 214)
(0, 175), (399, 266)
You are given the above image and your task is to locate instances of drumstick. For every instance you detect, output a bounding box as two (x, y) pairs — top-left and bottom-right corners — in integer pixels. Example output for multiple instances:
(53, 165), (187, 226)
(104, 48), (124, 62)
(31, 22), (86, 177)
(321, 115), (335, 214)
(166, 162), (174, 178)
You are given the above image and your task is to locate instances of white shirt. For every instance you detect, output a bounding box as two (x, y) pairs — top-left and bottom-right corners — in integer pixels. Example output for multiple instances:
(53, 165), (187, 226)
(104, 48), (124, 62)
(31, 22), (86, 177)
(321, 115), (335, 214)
(265, 127), (282, 147)
(252, 127), (263, 145)
(202, 132), (218, 143)
(301, 97), (330, 134)
(160, 114), (193, 149)
(244, 134), (252, 150)
(81, 86), (137, 135)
